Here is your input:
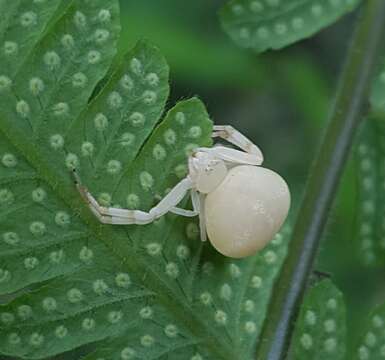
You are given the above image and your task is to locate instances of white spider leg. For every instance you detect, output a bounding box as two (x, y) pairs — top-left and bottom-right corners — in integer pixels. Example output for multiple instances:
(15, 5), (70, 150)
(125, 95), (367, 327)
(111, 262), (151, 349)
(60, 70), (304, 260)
(169, 186), (203, 217)
(198, 193), (207, 243)
(212, 125), (264, 165)
(73, 169), (151, 224)
(74, 174), (145, 225)
(72, 169), (109, 222)
(196, 146), (262, 167)
(190, 189), (200, 213)
(191, 190), (207, 242)
(170, 207), (198, 217)
(145, 177), (194, 218)
(72, 169), (195, 225)
(107, 178), (194, 224)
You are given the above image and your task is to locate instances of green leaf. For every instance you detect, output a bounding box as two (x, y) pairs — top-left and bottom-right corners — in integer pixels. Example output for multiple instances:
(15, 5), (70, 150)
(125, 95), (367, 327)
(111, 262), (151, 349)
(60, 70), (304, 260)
(66, 39), (171, 206)
(352, 303), (385, 360)
(0, 0), (65, 77)
(290, 280), (347, 360)
(236, 227), (291, 355)
(355, 58), (385, 267)
(220, 0), (360, 53)
(370, 63), (385, 115)
(0, 1), (290, 359)
(354, 118), (385, 266)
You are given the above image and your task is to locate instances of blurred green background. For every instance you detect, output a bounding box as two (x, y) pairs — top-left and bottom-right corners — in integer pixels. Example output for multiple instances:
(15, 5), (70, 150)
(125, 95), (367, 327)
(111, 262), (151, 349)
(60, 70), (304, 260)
(118, 0), (384, 350)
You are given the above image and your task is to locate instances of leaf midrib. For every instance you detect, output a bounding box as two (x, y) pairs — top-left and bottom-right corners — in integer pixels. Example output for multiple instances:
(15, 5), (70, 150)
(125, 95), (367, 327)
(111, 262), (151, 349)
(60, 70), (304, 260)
(0, 231), (87, 258)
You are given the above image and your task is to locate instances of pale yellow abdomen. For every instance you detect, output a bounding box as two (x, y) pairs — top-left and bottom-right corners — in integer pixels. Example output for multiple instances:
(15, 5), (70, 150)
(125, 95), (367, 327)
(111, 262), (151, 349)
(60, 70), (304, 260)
(205, 165), (290, 258)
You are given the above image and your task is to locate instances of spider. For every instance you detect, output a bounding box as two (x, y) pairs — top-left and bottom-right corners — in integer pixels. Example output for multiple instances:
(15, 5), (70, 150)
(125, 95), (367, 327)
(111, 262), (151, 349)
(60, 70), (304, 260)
(73, 126), (290, 258)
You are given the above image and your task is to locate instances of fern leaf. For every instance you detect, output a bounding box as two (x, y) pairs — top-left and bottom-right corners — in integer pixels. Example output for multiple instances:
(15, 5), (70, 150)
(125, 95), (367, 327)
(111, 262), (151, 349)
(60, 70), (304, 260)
(352, 59), (385, 266)
(0, 1), (290, 359)
(354, 117), (385, 266)
(0, 0), (65, 77)
(289, 280), (347, 360)
(220, 0), (360, 53)
(371, 65), (385, 115)
(352, 303), (385, 360)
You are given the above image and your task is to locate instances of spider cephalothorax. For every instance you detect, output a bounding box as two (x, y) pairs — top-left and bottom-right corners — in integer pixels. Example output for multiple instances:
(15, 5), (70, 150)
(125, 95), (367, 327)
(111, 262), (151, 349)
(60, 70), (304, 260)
(189, 150), (228, 194)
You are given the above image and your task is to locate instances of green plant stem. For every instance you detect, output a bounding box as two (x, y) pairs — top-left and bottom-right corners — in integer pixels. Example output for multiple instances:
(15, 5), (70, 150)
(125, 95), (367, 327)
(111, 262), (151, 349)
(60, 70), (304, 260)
(255, 1), (385, 359)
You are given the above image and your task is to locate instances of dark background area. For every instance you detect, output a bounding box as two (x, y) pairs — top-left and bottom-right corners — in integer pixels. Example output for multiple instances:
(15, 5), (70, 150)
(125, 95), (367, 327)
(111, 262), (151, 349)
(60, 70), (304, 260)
(118, 0), (385, 349)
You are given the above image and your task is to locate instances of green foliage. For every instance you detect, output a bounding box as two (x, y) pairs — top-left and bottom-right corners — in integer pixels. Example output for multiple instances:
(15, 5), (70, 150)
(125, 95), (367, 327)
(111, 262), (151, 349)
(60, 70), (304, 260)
(352, 303), (385, 360)
(370, 64), (385, 115)
(220, 0), (360, 53)
(0, 0), (64, 77)
(290, 280), (347, 360)
(119, 0), (266, 89)
(291, 280), (385, 360)
(353, 60), (385, 267)
(354, 117), (385, 266)
(0, 1), (291, 359)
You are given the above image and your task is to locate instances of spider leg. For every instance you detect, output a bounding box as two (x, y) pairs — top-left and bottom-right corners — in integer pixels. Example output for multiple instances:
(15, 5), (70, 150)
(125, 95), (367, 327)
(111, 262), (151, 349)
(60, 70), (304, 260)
(191, 190), (207, 242)
(212, 125), (264, 165)
(72, 168), (195, 225)
(169, 186), (204, 217)
(198, 145), (262, 167)
(109, 178), (195, 224)
(170, 207), (198, 217)
(72, 169), (113, 223)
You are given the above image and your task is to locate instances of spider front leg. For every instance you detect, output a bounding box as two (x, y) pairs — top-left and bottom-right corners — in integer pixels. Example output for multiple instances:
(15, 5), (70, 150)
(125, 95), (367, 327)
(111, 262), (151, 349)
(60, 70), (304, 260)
(72, 169), (111, 223)
(211, 125), (264, 166)
(72, 169), (196, 225)
(196, 125), (264, 167)
(212, 125), (263, 158)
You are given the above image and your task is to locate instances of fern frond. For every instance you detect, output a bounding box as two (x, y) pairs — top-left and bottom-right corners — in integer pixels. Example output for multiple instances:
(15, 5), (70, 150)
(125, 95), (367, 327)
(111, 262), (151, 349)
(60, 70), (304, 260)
(352, 303), (385, 360)
(220, 0), (360, 53)
(289, 280), (346, 360)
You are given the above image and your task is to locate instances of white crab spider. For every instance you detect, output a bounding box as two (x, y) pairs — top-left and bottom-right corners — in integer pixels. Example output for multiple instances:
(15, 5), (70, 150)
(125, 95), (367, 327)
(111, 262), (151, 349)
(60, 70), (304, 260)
(74, 126), (290, 258)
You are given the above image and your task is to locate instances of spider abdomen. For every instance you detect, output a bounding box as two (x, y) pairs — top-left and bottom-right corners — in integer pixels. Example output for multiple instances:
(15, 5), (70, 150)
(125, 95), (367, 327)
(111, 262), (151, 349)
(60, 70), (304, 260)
(205, 165), (290, 258)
